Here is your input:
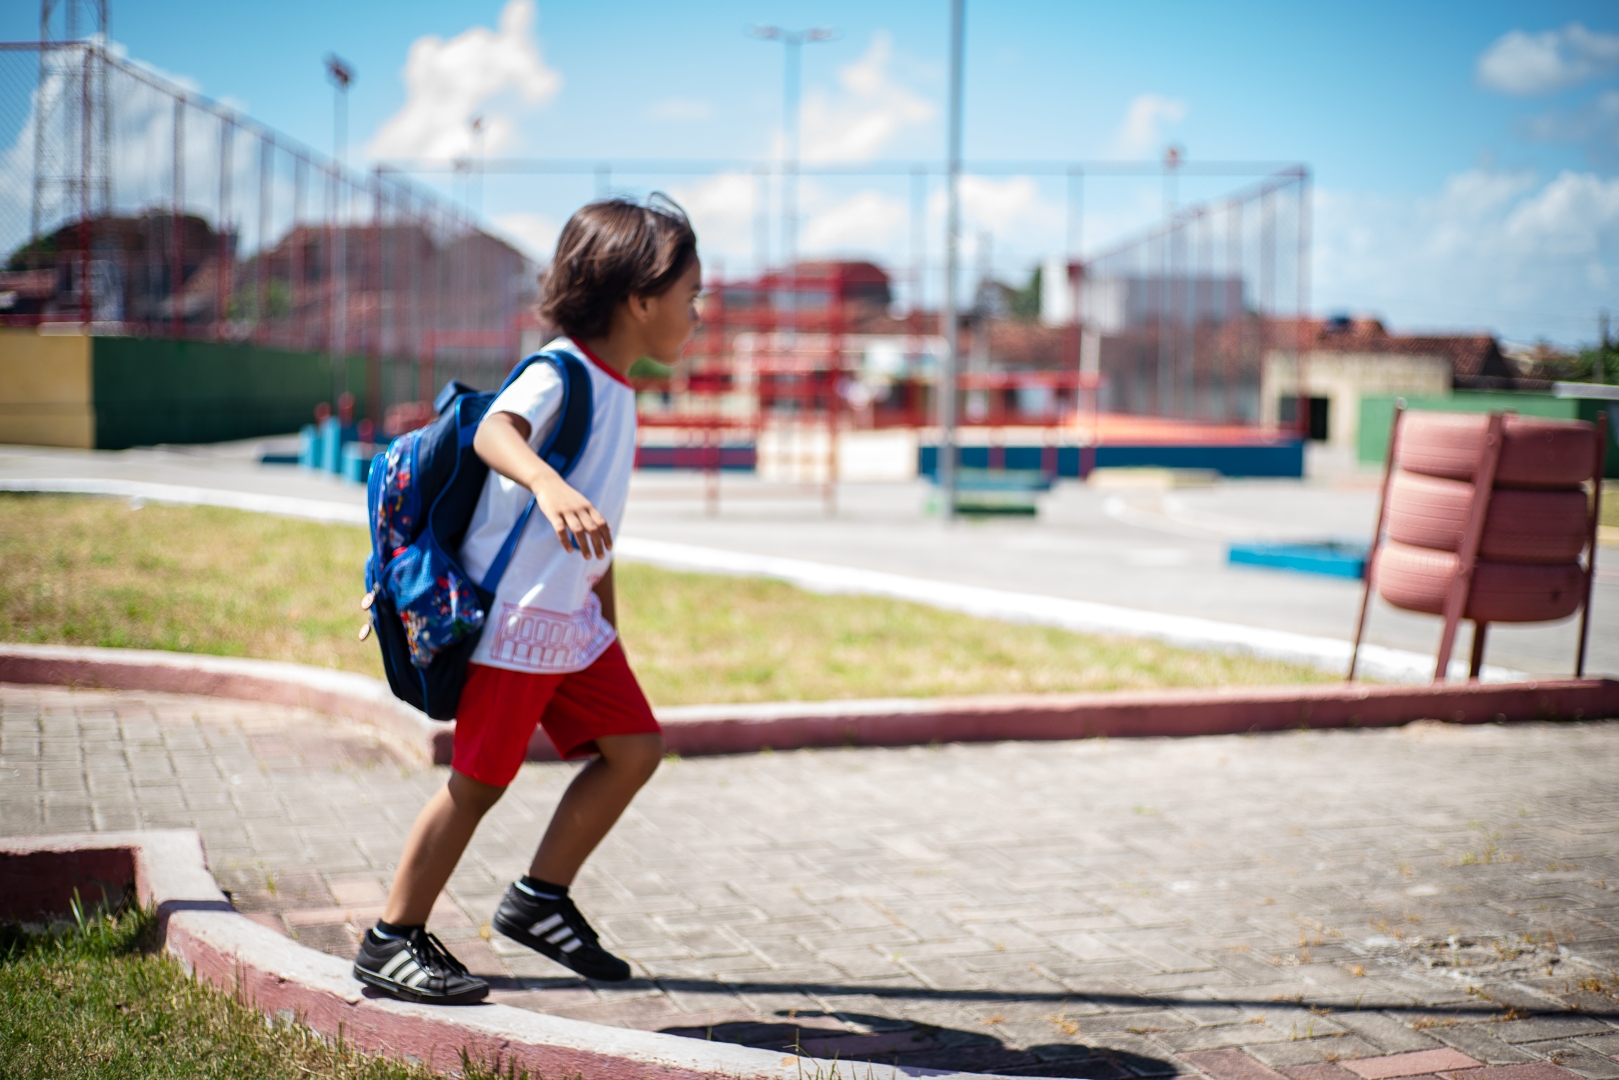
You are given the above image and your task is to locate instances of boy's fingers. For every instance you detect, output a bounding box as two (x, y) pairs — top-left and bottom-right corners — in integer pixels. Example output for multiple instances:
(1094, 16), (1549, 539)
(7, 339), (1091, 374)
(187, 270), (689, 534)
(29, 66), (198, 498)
(578, 520), (604, 558)
(550, 515), (577, 553)
(564, 514), (594, 558)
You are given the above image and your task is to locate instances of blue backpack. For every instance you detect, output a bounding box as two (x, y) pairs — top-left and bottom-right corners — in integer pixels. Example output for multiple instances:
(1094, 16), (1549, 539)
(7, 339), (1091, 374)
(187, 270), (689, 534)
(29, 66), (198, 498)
(363, 351), (593, 719)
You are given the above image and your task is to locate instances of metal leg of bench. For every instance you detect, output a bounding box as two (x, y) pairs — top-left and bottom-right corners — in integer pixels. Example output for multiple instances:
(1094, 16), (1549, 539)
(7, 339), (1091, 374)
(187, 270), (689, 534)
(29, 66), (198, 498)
(1469, 621), (1488, 682)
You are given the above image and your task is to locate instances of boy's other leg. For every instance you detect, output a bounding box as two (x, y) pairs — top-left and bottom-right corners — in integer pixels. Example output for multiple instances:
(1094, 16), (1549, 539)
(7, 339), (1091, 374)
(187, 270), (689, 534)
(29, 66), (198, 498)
(529, 732), (663, 884)
(492, 732), (662, 982)
(384, 769), (506, 925)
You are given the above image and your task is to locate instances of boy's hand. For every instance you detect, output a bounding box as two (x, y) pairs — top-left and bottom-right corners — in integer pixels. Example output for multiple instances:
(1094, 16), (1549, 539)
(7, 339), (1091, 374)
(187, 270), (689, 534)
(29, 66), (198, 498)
(475, 410), (612, 560)
(532, 473), (612, 559)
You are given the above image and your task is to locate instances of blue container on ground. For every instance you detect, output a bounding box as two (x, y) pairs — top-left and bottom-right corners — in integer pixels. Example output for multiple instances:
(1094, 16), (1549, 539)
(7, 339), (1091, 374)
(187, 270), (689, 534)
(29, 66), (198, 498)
(319, 417), (342, 474)
(341, 442), (371, 484)
(1227, 540), (1368, 580)
(298, 424), (319, 469)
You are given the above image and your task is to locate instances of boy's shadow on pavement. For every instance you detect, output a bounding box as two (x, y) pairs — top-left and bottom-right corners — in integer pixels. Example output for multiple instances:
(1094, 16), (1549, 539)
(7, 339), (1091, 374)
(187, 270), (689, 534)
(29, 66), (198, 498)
(484, 971), (1180, 1077)
(656, 1011), (1177, 1078)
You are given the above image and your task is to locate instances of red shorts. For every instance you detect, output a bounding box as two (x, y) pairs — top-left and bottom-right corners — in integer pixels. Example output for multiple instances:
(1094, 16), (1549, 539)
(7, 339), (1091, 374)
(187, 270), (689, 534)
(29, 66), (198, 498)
(452, 639), (661, 787)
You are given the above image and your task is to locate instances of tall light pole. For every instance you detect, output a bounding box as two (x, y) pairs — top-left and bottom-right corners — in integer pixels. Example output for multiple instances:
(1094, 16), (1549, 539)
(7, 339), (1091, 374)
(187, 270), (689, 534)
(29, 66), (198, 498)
(325, 54), (353, 390)
(747, 25), (837, 280)
(940, 0), (965, 519)
(325, 54), (353, 167)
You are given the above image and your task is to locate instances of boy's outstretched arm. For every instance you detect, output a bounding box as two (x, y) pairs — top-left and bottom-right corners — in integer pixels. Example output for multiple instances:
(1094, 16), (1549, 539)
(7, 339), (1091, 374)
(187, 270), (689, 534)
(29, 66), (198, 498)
(474, 411), (612, 559)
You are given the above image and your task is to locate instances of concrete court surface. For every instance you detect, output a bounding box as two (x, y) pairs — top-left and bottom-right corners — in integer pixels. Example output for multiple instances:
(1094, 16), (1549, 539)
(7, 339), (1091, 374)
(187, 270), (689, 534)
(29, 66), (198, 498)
(4, 683), (1618, 1077)
(0, 441), (1614, 679)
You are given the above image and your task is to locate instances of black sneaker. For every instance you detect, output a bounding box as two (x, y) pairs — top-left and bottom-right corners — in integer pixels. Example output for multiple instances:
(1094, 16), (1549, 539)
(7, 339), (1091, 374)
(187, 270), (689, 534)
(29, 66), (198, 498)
(492, 883), (631, 982)
(352, 926), (489, 1004)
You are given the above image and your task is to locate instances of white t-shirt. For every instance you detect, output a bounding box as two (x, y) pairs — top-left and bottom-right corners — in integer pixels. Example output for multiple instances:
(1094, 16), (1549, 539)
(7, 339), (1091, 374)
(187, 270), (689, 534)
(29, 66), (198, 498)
(459, 337), (637, 674)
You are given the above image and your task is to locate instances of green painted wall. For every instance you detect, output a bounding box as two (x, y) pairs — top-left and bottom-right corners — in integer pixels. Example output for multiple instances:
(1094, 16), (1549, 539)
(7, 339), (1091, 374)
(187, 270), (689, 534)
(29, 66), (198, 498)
(1359, 391), (1619, 478)
(90, 338), (368, 450)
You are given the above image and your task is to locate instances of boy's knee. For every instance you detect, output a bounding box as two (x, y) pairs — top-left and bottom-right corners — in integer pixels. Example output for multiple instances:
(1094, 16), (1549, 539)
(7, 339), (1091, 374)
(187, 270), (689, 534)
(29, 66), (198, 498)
(601, 733), (664, 780)
(447, 770), (507, 815)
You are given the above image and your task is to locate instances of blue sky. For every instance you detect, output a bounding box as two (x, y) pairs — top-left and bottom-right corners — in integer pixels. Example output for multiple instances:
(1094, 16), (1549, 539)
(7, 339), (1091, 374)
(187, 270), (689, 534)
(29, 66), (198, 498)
(5, 1), (1618, 344)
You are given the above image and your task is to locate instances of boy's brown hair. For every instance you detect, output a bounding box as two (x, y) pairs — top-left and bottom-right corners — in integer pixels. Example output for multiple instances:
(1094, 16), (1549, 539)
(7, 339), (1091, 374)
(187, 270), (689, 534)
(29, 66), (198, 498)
(538, 194), (697, 341)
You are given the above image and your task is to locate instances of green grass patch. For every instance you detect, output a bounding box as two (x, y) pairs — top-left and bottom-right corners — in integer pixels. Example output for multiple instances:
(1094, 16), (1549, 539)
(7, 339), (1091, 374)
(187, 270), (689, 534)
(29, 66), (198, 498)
(0, 493), (1326, 704)
(0, 900), (491, 1079)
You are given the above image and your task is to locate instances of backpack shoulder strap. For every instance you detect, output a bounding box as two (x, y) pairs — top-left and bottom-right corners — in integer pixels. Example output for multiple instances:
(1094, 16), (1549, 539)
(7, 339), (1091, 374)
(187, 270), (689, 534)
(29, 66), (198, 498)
(478, 350), (595, 593)
(497, 350), (594, 478)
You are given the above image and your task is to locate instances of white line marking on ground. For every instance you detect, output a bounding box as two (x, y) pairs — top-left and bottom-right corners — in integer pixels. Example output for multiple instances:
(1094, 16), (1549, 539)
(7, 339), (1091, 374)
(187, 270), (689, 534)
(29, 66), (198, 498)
(0, 477), (1521, 685)
(613, 537), (1526, 686)
(0, 477), (366, 526)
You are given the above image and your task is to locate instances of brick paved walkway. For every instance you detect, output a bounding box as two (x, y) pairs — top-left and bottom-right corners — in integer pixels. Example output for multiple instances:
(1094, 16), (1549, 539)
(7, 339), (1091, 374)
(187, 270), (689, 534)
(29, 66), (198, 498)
(4, 684), (1619, 1079)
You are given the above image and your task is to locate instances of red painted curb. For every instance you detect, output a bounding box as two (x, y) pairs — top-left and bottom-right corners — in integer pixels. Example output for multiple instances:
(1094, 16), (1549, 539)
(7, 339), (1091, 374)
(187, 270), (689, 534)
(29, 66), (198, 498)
(0, 831), (991, 1080)
(642, 678), (1619, 758)
(3, 645), (1615, 772)
(0, 645), (441, 765)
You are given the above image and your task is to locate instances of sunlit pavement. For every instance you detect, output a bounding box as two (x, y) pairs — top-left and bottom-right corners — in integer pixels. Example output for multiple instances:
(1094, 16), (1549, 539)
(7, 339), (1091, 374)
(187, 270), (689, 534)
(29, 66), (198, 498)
(5, 684), (1618, 1077)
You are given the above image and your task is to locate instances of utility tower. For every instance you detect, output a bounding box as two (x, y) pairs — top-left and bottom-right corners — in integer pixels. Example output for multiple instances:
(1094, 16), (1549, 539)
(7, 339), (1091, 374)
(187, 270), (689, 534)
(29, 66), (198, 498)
(31, 0), (111, 251)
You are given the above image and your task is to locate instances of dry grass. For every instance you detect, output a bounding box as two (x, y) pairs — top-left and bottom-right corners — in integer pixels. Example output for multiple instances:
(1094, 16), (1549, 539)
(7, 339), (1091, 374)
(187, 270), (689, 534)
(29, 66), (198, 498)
(0, 493), (1327, 705)
(0, 494), (379, 674)
(616, 562), (1328, 703)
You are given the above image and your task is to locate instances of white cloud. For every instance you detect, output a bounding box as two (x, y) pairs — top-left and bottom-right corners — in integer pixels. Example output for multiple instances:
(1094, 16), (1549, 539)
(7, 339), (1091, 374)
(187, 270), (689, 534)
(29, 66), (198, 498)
(491, 211), (560, 262)
(800, 32), (934, 163)
(367, 0), (560, 160)
(958, 175), (1060, 235)
(648, 98), (712, 122)
(1525, 88), (1619, 150)
(801, 189), (908, 254)
(665, 172), (761, 270)
(1477, 23), (1619, 95)
(1314, 167), (1619, 342)
(1108, 93), (1186, 158)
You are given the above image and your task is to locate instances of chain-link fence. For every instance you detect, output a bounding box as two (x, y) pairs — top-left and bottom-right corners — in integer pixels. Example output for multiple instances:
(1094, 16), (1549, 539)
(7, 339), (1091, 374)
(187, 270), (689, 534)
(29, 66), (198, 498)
(1078, 169), (1309, 430)
(0, 42), (535, 427)
(1, 38), (1308, 457)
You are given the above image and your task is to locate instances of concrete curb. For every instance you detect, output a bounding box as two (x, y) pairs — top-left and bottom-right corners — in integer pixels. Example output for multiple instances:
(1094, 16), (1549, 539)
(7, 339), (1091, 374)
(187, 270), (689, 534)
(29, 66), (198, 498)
(2, 645), (1615, 771)
(0, 830), (985, 1079)
(0, 644), (439, 766)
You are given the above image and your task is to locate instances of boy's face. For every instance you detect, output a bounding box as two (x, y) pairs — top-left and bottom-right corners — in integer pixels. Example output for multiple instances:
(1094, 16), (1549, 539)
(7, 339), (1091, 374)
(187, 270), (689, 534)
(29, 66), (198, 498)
(640, 258), (703, 365)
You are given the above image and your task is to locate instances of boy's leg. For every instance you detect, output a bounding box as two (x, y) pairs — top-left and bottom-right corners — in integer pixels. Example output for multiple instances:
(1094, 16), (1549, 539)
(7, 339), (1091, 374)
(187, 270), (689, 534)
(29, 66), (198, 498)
(528, 732), (663, 885)
(491, 642), (661, 982)
(384, 769), (507, 924)
(353, 769), (506, 1005)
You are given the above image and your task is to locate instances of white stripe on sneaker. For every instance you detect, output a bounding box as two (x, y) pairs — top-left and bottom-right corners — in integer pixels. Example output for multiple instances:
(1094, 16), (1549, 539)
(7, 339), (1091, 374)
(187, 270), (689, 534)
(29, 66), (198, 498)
(559, 937), (582, 953)
(403, 965), (431, 988)
(545, 926), (574, 945)
(528, 913), (564, 936)
(379, 951), (414, 979)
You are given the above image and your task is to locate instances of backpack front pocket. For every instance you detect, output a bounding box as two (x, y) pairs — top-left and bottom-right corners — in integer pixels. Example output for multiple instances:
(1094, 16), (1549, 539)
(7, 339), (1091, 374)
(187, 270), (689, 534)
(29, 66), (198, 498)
(383, 535), (487, 668)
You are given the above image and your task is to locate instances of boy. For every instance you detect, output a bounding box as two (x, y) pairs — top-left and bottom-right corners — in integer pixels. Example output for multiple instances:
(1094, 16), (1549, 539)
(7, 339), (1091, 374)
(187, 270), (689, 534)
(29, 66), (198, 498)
(353, 196), (702, 1004)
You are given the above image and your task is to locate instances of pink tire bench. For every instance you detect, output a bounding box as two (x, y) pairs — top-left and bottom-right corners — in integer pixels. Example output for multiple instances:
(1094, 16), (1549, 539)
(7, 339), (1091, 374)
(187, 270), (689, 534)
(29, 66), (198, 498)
(1352, 409), (1606, 682)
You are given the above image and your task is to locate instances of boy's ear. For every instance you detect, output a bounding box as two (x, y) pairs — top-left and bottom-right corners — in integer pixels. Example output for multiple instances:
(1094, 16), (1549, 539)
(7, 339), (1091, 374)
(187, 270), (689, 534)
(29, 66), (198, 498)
(626, 291), (654, 325)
